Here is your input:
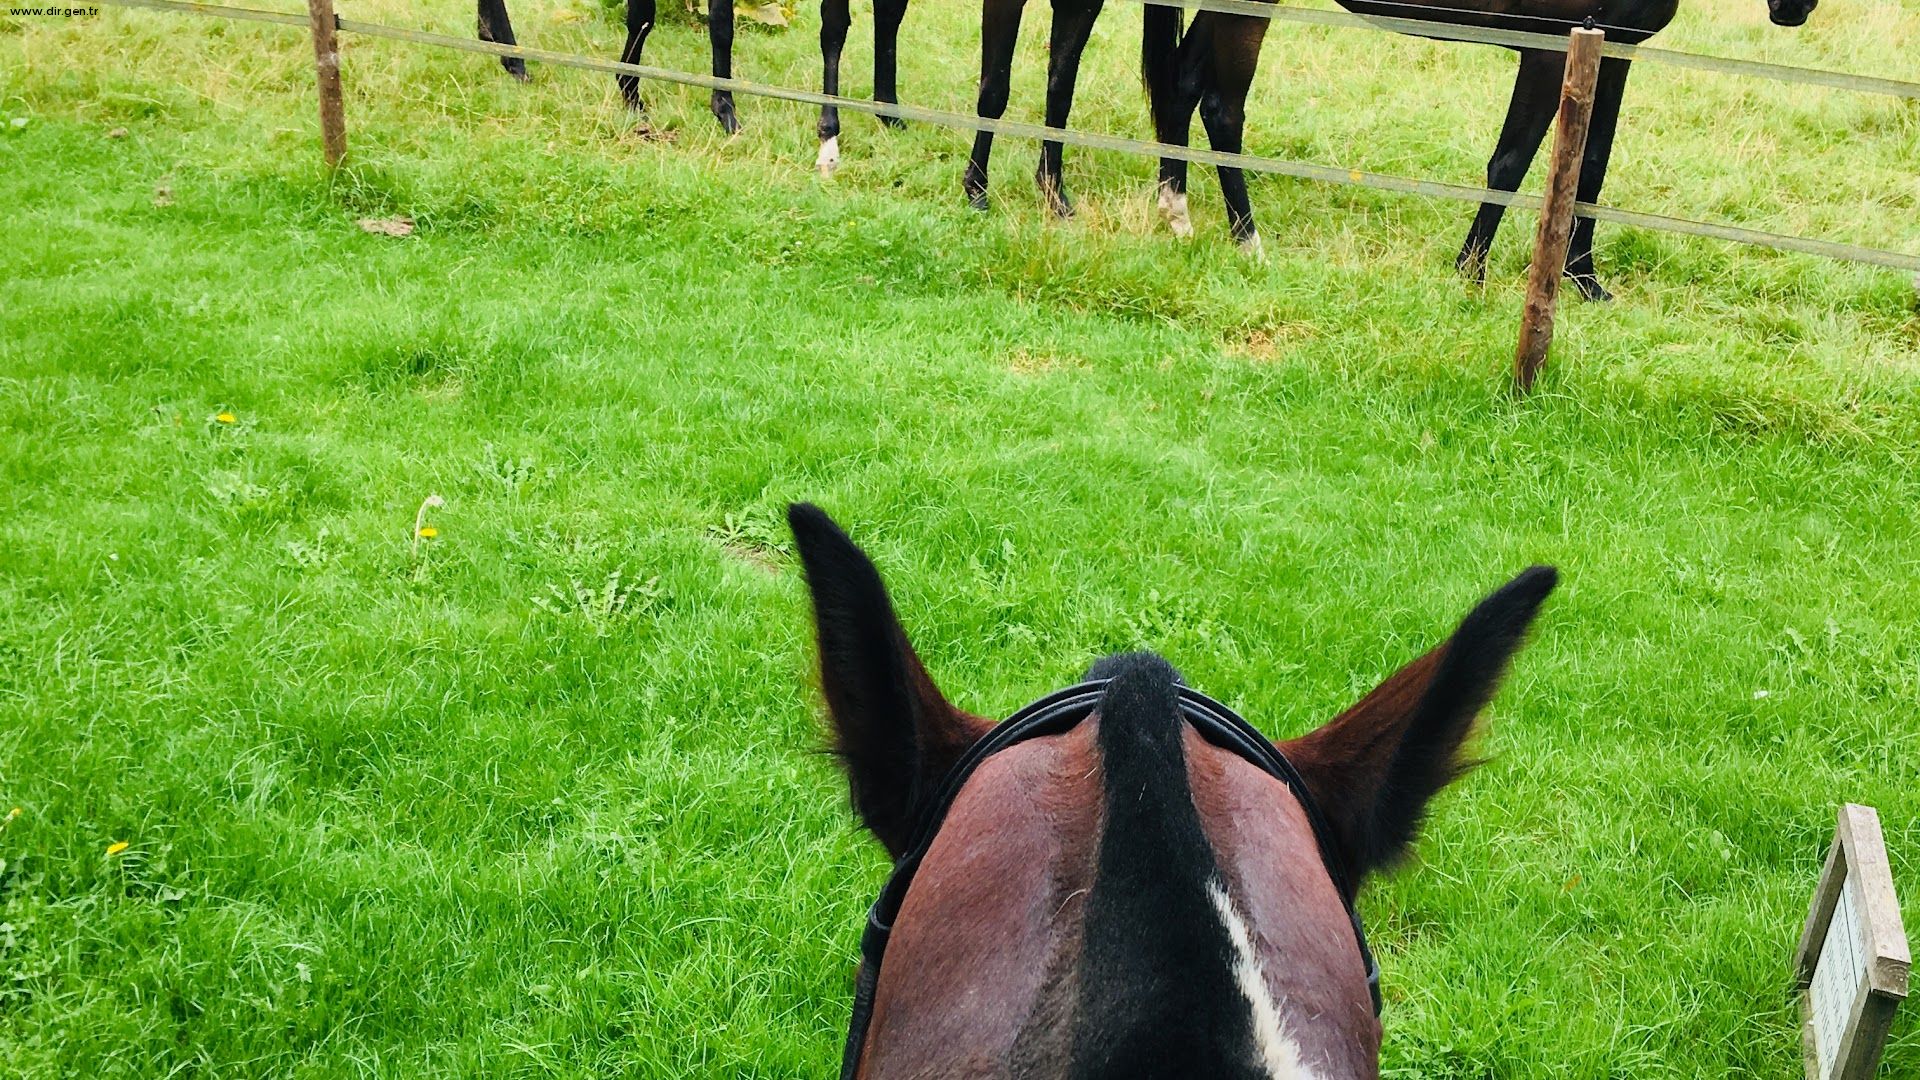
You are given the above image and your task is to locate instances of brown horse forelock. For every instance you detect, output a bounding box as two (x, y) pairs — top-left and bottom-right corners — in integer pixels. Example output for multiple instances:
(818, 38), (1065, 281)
(850, 706), (1375, 1078)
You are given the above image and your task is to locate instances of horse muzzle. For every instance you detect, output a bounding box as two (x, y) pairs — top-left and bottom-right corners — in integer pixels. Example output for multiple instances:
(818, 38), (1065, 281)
(1767, 0), (1814, 26)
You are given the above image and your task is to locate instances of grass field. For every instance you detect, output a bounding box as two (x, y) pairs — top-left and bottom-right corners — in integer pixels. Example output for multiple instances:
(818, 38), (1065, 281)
(3, 0), (1920, 1075)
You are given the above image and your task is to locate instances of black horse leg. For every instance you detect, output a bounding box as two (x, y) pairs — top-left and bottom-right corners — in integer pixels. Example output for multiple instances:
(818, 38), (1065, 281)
(1153, 99), (1199, 238)
(873, 0), (910, 129)
(709, 0), (741, 133)
(818, 0), (852, 172)
(1564, 57), (1632, 302)
(1457, 48), (1561, 283)
(618, 0), (657, 113)
(965, 0), (1027, 211)
(1197, 16), (1267, 252)
(1035, 0), (1105, 218)
(477, 0), (528, 81)
(1146, 6), (1205, 237)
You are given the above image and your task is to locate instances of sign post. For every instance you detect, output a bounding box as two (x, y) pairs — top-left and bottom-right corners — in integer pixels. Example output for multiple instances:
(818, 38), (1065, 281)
(1794, 804), (1909, 1080)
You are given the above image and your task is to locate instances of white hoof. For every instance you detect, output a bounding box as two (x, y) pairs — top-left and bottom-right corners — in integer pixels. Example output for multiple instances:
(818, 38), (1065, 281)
(1157, 184), (1193, 239)
(1239, 231), (1266, 263)
(815, 136), (840, 178)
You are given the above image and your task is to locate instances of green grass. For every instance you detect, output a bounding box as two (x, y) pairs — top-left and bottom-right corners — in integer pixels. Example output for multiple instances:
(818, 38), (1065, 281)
(3, 0), (1919, 1076)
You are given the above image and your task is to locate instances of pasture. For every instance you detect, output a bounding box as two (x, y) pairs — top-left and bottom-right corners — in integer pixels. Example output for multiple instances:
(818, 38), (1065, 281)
(3, 0), (1919, 1074)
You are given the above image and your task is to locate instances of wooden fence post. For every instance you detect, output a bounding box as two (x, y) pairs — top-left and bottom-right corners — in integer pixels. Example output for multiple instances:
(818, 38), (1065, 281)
(1514, 25), (1604, 393)
(307, 0), (347, 168)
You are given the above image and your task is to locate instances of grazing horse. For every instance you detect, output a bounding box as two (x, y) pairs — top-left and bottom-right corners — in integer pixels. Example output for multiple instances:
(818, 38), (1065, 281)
(788, 502), (1558, 1078)
(472, 0), (913, 157)
(1143, 0), (1820, 296)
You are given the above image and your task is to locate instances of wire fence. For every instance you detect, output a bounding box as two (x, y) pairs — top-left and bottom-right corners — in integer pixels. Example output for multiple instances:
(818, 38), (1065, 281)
(90, 0), (1920, 275)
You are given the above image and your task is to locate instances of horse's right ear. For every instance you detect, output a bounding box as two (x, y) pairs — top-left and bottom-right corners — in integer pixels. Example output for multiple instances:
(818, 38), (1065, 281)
(1280, 566), (1558, 895)
(788, 503), (992, 858)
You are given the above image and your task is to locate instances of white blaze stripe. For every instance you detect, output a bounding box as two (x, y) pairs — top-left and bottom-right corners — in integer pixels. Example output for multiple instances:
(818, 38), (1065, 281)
(1207, 880), (1319, 1080)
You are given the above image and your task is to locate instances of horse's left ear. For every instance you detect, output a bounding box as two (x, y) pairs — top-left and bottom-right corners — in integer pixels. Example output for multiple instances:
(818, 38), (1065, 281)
(788, 503), (993, 858)
(1280, 566), (1558, 895)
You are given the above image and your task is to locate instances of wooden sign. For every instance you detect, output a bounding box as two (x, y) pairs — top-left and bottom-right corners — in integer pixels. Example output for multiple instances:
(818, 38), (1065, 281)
(1794, 804), (1910, 1080)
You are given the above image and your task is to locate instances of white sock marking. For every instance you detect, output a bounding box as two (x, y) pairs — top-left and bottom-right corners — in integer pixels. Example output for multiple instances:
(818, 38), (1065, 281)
(815, 135), (840, 177)
(1158, 183), (1194, 238)
(1208, 880), (1318, 1080)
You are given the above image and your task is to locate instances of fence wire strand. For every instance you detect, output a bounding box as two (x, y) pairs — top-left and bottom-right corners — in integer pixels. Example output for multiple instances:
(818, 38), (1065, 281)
(93, 0), (1920, 274)
(110, 0), (306, 25)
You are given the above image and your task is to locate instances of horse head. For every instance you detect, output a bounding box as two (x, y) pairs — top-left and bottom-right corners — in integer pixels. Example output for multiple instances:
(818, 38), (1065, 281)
(790, 503), (1556, 1079)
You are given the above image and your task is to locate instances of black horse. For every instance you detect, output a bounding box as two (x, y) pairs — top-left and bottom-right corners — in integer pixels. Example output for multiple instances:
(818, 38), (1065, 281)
(1145, 0), (1819, 297)
(473, 0), (911, 159)
(969, 0), (1817, 300)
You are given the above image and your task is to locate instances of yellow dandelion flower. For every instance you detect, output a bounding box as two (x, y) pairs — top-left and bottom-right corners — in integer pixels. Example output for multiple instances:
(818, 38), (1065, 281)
(215, 412), (237, 424)
(411, 493), (445, 556)
(106, 840), (130, 856)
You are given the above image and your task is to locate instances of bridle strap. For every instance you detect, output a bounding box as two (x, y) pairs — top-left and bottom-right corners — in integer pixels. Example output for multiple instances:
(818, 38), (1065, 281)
(839, 681), (1379, 1079)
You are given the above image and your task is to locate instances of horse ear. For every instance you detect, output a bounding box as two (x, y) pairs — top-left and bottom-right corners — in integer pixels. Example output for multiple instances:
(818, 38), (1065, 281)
(1280, 566), (1557, 894)
(788, 503), (992, 858)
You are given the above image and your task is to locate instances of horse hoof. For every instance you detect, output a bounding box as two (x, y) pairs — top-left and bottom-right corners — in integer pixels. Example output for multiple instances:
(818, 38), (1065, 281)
(1455, 246), (1489, 285)
(1157, 184), (1193, 239)
(502, 59), (530, 83)
(1567, 272), (1614, 303)
(1034, 166), (1074, 219)
(816, 136), (840, 178)
(1239, 231), (1267, 263)
(877, 113), (907, 131)
(1036, 181), (1073, 218)
(712, 96), (741, 135)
